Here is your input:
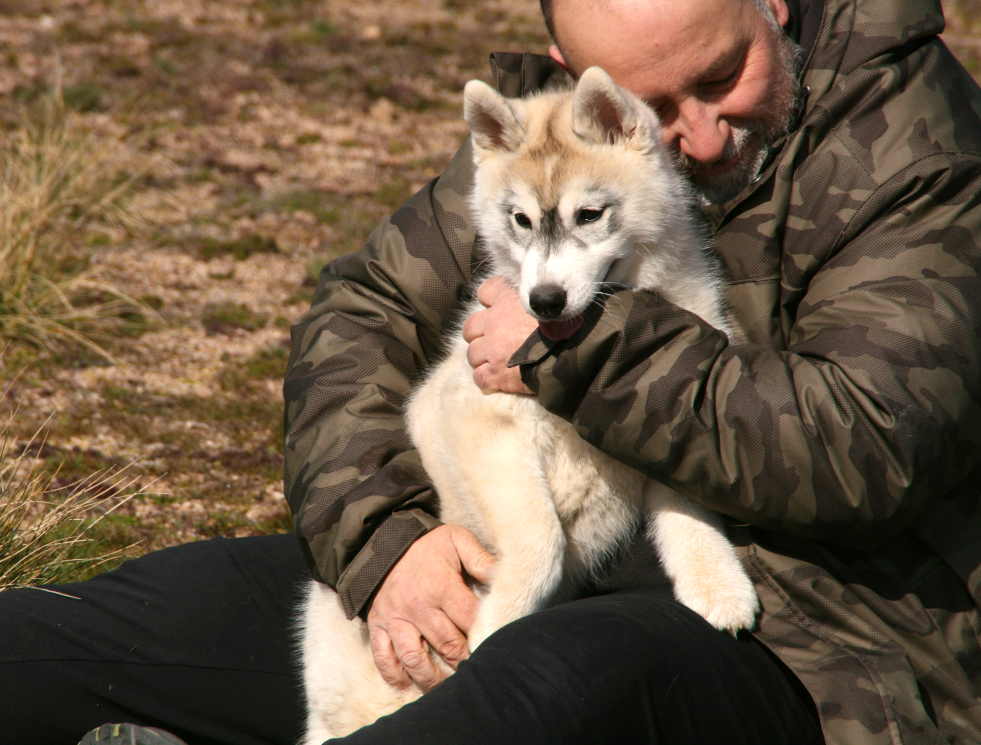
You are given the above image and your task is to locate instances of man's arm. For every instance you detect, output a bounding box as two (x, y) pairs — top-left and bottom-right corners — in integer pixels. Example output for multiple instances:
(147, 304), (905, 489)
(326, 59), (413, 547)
(507, 155), (981, 544)
(283, 141), (477, 619)
(284, 142), (500, 690)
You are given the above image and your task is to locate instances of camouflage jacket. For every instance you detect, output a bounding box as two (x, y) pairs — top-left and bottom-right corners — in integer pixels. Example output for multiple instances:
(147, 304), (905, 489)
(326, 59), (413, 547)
(284, 0), (981, 742)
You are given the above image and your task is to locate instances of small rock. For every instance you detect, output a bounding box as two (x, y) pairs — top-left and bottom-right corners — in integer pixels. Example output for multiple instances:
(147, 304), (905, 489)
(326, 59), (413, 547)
(369, 97), (395, 124)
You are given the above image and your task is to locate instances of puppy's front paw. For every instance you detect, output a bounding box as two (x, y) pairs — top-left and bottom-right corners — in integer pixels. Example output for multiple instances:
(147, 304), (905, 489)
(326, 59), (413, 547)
(674, 573), (759, 635)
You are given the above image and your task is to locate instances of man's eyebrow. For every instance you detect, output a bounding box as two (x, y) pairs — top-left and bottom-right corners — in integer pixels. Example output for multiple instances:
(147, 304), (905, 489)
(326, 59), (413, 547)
(641, 39), (751, 111)
(699, 41), (749, 82)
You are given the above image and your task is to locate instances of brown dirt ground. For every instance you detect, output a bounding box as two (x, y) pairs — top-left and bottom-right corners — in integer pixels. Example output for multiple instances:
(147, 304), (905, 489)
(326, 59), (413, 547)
(0, 0), (978, 571)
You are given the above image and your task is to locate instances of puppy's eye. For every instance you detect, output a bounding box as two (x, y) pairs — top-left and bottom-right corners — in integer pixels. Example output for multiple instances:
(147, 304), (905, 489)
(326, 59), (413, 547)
(576, 208), (605, 225)
(513, 212), (532, 229)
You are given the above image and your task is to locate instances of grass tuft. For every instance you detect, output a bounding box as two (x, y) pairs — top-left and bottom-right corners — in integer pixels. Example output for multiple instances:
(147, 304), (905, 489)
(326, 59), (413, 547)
(0, 89), (156, 361)
(198, 232), (280, 261)
(0, 419), (145, 591)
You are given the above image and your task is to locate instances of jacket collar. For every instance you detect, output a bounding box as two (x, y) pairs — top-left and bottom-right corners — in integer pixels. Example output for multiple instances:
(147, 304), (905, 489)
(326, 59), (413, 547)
(785, 0), (824, 57)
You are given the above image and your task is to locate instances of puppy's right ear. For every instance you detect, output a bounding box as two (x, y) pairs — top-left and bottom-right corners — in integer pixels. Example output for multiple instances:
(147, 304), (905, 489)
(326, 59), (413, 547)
(572, 66), (658, 150)
(464, 80), (524, 153)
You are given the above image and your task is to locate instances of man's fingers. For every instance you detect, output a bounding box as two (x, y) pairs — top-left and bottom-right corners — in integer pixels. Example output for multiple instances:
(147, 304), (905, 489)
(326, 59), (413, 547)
(452, 526), (497, 586)
(466, 335), (487, 369)
(419, 610), (470, 668)
(472, 364), (492, 394)
(388, 620), (444, 692)
(462, 311), (484, 343)
(369, 625), (411, 689)
(440, 579), (481, 635)
(476, 276), (510, 306)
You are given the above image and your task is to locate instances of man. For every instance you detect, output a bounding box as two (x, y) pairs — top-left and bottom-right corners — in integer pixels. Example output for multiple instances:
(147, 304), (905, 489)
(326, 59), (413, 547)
(285, 0), (981, 743)
(1, 0), (978, 743)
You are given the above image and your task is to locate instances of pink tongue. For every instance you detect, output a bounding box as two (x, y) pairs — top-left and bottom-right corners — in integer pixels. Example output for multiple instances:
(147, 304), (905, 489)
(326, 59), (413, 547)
(538, 315), (584, 341)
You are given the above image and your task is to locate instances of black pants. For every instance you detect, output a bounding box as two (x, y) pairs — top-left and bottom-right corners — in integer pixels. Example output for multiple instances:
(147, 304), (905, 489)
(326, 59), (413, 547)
(0, 534), (824, 745)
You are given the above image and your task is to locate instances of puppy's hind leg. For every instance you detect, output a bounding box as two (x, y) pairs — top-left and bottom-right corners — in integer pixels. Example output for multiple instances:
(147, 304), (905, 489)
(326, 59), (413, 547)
(645, 482), (759, 635)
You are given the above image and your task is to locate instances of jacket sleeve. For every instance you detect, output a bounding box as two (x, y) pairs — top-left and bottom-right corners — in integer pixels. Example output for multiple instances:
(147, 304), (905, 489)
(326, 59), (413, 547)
(283, 142), (476, 618)
(513, 154), (981, 546)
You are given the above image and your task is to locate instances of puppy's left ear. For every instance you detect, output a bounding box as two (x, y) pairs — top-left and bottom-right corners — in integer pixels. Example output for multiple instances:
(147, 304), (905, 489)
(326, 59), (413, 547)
(464, 80), (525, 154)
(572, 67), (658, 149)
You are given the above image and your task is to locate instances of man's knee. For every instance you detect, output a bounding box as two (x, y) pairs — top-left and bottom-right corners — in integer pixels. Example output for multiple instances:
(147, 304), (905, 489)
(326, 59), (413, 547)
(471, 590), (695, 691)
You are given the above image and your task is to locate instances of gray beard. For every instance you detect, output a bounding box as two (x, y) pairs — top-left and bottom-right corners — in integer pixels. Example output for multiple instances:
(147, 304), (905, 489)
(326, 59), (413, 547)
(681, 127), (772, 206)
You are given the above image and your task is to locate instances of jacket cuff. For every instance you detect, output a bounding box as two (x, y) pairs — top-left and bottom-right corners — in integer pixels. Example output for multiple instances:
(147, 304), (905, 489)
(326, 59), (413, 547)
(508, 288), (647, 418)
(335, 509), (443, 619)
(511, 288), (723, 425)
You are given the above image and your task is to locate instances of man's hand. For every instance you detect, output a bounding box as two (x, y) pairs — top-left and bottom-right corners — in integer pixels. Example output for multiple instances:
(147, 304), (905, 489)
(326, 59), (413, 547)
(366, 524), (496, 691)
(462, 276), (539, 394)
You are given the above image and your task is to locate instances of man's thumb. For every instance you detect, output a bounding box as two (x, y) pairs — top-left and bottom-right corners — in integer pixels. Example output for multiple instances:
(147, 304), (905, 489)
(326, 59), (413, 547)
(452, 528), (496, 585)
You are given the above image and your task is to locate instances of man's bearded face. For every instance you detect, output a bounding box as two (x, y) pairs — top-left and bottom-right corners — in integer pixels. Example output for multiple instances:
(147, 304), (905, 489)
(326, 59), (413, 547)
(674, 27), (802, 205)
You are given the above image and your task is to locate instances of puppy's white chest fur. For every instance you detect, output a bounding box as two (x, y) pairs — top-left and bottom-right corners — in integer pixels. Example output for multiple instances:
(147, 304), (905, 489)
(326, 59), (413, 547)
(408, 328), (646, 602)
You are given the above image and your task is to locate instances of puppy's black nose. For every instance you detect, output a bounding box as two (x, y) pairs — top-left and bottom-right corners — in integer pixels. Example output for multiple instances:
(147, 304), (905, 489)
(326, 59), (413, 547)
(529, 284), (567, 319)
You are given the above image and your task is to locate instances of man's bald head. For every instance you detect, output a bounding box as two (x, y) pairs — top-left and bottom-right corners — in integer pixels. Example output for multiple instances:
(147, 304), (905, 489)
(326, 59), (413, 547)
(541, 0), (783, 68)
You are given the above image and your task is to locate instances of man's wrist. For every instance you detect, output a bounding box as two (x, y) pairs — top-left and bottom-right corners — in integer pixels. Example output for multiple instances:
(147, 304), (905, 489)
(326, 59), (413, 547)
(338, 510), (443, 620)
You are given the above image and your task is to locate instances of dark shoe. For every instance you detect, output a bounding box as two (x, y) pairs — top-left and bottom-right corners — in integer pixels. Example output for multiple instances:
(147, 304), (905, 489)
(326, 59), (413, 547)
(78, 723), (188, 745)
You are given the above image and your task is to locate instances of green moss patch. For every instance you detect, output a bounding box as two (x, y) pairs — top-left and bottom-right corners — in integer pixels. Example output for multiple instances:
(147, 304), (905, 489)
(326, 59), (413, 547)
(201, 302), (269, 334)
(198, 233), (281, 261)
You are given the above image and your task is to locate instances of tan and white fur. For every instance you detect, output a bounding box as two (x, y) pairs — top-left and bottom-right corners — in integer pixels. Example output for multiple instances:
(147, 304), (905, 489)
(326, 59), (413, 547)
(300, 67), (759, 743)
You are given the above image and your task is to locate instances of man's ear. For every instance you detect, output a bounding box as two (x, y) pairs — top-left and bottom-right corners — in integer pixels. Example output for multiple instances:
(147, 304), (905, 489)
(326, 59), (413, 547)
(548, 44), (569, 70)
(765, 0), (790, 28)
(463, 80), (524, 153)
(571, 66), (655, 148)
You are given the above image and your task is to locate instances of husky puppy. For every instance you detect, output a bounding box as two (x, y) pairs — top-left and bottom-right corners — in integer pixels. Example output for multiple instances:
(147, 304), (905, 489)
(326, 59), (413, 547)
(300, 67), (759, 743)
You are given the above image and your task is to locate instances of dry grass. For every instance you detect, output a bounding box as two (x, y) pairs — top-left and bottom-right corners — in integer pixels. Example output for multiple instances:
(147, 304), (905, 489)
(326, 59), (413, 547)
(0, 89), (161, 585)
(0, 416), (143, 590)
(0, 89), (153, 361)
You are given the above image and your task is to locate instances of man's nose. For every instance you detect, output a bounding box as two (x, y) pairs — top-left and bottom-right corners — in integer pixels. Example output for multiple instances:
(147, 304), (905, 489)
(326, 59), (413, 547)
(661, 100), (731, 164)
